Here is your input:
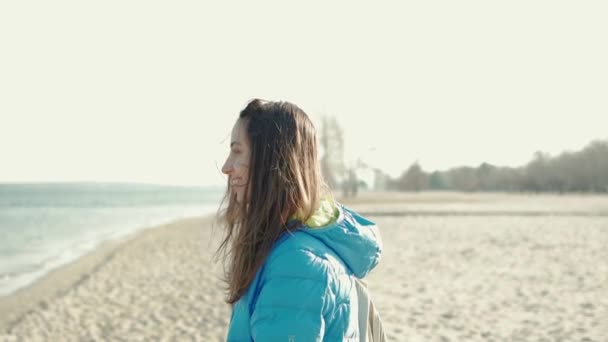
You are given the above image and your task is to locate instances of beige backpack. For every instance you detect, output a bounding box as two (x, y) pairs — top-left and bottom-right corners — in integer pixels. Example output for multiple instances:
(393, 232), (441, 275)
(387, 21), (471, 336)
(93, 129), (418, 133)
(355, 278), (387, 342)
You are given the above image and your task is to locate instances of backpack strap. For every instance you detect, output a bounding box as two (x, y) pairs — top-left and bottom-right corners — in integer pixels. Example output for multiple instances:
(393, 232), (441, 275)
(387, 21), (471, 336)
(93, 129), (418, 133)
(354, 278), (387, 342)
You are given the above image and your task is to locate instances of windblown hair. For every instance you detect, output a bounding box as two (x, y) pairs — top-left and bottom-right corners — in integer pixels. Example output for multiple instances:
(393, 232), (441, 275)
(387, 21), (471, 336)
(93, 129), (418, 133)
(216, 99), (329, 304)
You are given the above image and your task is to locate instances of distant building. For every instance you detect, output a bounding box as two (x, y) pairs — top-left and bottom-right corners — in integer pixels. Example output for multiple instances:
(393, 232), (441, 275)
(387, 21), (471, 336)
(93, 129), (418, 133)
(372, 168), (390, 191)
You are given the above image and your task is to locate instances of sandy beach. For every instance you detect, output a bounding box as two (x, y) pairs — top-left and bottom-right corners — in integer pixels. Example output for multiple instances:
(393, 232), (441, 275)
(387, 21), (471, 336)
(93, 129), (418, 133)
(1, 192), (607, 341)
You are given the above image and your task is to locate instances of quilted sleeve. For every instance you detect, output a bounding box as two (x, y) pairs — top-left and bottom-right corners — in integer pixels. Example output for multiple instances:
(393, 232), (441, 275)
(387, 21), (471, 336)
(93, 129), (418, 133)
(250, 249), (331, 342)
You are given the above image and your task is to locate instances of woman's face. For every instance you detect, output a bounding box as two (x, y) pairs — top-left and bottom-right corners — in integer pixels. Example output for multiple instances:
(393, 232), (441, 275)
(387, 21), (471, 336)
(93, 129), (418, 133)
(222, 119), (251, 204)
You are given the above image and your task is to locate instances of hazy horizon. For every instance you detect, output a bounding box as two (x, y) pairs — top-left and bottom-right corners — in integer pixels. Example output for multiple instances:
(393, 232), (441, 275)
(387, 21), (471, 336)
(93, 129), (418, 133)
(0, 135), (605, 188)
(1, 1), (606, 186)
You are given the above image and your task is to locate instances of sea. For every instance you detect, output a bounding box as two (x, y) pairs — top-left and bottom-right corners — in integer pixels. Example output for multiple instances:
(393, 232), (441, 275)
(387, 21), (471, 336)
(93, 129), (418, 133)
(0, 182), (225, 296)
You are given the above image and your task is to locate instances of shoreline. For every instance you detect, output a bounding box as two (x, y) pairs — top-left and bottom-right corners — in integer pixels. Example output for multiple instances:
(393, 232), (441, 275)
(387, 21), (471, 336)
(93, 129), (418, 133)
(0, 214), (216, 333)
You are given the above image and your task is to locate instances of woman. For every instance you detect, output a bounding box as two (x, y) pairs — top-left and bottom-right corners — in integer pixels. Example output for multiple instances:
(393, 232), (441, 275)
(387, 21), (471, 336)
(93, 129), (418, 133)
(217, 99), (383, 341)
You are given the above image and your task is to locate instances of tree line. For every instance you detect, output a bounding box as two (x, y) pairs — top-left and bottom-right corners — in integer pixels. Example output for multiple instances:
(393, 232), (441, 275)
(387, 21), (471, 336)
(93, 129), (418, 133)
(386, 140), (608, 193)
(319, 116), (608, 194)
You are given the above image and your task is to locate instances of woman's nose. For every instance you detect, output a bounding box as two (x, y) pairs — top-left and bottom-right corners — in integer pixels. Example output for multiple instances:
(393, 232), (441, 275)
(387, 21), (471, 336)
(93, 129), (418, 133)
(221, 159), (232, 175)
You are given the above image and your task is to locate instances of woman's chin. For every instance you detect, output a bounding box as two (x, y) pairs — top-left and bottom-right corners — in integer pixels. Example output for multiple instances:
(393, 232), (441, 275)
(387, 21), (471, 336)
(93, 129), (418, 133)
(229, 187), (246, 204)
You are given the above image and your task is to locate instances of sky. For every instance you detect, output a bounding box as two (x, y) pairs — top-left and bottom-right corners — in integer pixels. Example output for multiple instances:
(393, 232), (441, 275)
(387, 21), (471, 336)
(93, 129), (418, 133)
(1, 1), (606, 186)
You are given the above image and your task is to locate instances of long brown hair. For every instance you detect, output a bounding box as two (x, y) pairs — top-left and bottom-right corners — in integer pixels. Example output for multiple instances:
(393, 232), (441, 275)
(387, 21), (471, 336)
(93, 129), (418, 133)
(215, 99), (329, 304)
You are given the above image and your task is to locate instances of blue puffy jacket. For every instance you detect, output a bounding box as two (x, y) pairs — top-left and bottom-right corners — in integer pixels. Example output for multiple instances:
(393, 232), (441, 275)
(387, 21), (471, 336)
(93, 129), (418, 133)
(226, 204), (383, 341)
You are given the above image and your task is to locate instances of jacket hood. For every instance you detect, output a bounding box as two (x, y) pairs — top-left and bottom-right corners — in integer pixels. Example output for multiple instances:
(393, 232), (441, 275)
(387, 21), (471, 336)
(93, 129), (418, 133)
(298, 204), (382, 278)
